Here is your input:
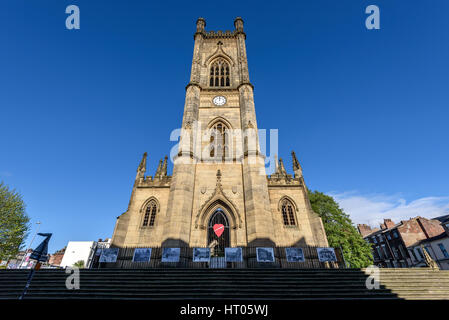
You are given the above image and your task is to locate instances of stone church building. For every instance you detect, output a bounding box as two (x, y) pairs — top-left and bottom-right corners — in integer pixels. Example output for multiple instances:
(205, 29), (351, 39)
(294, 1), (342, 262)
(111, 18), (329, 251)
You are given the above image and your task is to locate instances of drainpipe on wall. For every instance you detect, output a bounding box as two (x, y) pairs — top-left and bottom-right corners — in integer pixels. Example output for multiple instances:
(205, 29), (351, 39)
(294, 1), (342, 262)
(384, 234), (396, 266)
(428, 244), (442, 269)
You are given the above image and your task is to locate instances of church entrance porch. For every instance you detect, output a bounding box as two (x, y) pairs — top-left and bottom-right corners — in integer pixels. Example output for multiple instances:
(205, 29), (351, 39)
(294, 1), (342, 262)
(207, 208), (229, 268)
(207, 208), (230, 258)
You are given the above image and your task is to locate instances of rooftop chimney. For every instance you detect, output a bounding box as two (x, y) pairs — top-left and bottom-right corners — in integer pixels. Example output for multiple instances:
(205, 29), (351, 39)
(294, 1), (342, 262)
(357, 224), (373, 237)
(384, 219), (395, 229)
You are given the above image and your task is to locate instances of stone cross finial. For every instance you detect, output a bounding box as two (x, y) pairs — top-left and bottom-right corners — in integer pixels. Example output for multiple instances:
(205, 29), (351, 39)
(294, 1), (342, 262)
(196, 17), (206, 32)
(137, 152), (147, 173)
(136, 152), (147, 181)
(234, 17), (244, 32)
(291, 151), (303, 178)
(291, 151), (301, 171)
(279, 158), (287, 176)
(161, 156), (168, 177)
(155, 159), (163, 178)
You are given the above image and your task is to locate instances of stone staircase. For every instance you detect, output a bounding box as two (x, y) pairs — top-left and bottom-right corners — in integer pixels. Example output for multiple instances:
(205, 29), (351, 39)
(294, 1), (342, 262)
(1, 268), (448, 300)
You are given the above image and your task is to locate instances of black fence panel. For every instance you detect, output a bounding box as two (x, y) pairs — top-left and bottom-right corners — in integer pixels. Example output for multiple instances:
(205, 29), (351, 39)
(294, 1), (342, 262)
(92, 246), (346, 269)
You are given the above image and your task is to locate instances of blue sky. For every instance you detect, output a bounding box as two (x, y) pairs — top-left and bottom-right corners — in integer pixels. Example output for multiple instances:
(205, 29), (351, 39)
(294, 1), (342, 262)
(1, 1), (448, 252)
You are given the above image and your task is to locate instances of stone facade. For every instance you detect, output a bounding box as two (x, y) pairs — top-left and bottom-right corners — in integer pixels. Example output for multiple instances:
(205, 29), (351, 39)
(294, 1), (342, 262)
(111, 18), (329, 249)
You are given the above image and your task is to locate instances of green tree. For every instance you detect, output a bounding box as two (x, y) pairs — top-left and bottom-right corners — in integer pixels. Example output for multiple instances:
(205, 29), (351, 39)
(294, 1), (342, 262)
(73, 260), (85, 268)
(0, 182), (30, 261)
(308, 189), (373, 268)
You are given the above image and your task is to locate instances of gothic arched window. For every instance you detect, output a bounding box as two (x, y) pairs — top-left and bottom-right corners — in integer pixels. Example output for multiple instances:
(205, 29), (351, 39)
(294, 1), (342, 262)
(209, 121), (229, 161)
(142, 200), (158, 227)
(281, 199), (296, 226)
(209, 58), (230, 87)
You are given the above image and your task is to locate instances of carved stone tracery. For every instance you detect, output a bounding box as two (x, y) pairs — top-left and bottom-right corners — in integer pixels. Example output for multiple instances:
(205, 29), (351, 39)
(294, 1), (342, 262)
(195, 170), (242, 229)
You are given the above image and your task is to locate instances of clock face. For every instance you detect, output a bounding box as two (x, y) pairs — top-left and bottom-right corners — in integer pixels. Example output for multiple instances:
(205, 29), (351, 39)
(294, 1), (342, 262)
(213, 96), (226, 106)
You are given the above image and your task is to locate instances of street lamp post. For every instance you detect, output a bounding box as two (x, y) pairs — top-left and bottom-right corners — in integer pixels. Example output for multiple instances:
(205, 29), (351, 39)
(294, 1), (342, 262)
(18, 221), (41, 269)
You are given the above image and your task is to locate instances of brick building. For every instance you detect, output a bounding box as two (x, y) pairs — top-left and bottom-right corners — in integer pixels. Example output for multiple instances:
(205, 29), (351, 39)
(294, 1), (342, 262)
(48, 247), (66, 267)
(358, 217), (446, 268)
(437, 215), (449, 237)
(406, 215), (449, 270)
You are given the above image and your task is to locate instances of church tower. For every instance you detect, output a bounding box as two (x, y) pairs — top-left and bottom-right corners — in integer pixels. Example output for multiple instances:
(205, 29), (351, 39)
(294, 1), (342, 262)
(111, 18), (328, 250)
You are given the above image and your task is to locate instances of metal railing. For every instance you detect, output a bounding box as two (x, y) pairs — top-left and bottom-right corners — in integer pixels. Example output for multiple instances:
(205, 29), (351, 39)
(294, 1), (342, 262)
(91, 246), (346, 269)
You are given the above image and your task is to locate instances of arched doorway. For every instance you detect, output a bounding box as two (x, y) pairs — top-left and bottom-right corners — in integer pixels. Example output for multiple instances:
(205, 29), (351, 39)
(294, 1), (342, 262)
(207, 208), (230, 256)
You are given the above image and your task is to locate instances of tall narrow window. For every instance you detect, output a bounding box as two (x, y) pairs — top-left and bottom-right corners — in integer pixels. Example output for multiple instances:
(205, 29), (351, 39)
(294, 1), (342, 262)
(281, 199), (296, 226)
(209, 58), (230, 87)
(142, 200), (158, 227)
(209, 135), (215, 157)
(287, 205), (295, 225)
(281, 205), (289, 225)
(416, 248), (423, 260)
(438, 244), (449, 258)
(209, 121), (228, 161)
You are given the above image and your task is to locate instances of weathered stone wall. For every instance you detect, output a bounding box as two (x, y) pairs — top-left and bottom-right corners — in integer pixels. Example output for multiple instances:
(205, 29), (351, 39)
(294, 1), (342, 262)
(111, 18), (329, 250)
(112, 183), (171, 247)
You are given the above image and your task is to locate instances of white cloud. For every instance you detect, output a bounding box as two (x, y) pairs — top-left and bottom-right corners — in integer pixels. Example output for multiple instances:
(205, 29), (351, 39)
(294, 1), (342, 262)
(330, 191), (449, 228)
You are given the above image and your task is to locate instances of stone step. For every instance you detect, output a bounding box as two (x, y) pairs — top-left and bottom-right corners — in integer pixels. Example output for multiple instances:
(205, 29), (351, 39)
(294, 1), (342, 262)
(18, 284), (397, 290)
(17, 291), (400, 298)
(2, 285), (447, 293)
(4, 277), (449, 284)
(21, 287), (449, 298)
(10, 270), (449, 276)
(3, 274), (448, 280)
(4, 268), (447, 273)
(0, 278), (376, 283)
(3, 272), (447, 279)
(5, 285), (447, 293)
(1, 269), (448, 300)
(6, 283), (445, 289)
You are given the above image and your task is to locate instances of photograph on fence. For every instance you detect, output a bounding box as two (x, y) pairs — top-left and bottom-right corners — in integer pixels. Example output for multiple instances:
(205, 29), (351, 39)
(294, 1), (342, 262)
(99, 248), (119, 263)
(285, 247), (305, 262)
(161, 248), (181, 262)
(132, 248), (152, 262)
(256, 247), (275, 262)
(317, 248), (337, 262)
(193, 248), (210, 262)
(225, 247), (242, 262)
